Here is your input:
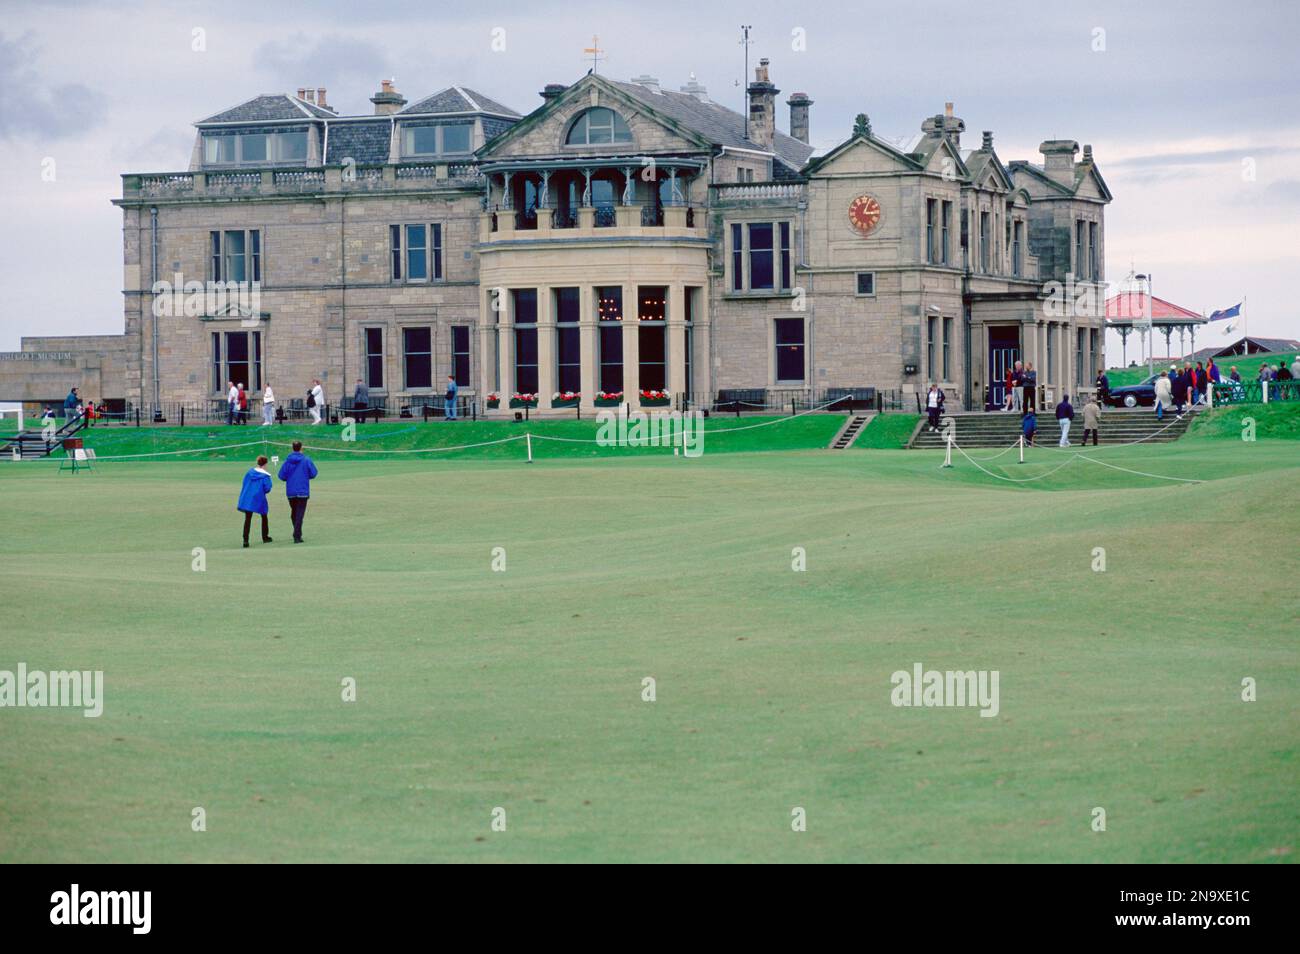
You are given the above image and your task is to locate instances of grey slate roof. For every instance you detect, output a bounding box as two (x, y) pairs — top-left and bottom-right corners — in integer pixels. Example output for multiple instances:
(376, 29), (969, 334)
(402, 86), (520, 117)
(607, 80), (814, 172)
(325, 118), (391, 165)
(197, 94), (334, 124)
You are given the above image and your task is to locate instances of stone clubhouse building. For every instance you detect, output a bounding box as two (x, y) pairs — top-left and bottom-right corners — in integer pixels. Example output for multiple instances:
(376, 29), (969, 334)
(7, 57), (1113, 417)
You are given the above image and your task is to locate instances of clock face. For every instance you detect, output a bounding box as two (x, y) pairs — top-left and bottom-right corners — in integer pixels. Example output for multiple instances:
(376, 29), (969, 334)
(848, 194), (882, 235)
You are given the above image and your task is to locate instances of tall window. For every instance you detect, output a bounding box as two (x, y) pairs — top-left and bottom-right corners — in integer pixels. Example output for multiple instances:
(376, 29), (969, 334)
(566, 108), (632, 145)
(452, 326), (470, 388)
(1012, 221), (1023, 277)
(941, 201), (952, 265)
(729, 221), (793, 292)
(403, 327), (432, 389)
(775, 319), (805, 382)
(960, 209), (969, 269)
(212, 330), (262, 392)
(639, 326), (666, 391)
(557, 326), (581, 393)
(211, 333), (222, 392)
(748, 223), (774, 289)
(1046, 324), (1055, 376)
(731, 224), (743, 292)
(1088, 222), (1098, 281)
(942, 317), (952, 380)
(979, 212), (990, 272)
(926, 199), (937, 264)
(780, 222), (792, 289)
(391, 224), (443, 282)
(210, 230), (261, 283)
(1076, 220), (1086, 279)
(1076, 328), (1086, 386)
(599, 326), (623, 392)
(927, 316), (937, 378)
(364, 327), (384, 389)
(515, 326), (538, 393)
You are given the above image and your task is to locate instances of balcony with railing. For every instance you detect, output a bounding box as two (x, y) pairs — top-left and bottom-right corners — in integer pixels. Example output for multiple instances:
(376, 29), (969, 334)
(123, 162), (485, 201)
(481, 202), (706, 243)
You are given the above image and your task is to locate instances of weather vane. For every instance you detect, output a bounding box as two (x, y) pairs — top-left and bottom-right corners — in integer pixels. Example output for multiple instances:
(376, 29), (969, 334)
(584, 35), (605, 73)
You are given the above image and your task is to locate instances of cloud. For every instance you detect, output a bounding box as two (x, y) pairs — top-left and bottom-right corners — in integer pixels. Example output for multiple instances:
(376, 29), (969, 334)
(0, 31), (102, 139)
(252, 33), (391, 108)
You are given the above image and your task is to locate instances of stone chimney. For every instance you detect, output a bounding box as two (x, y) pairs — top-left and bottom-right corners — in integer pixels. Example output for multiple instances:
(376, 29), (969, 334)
(630, 74), (661, 94)
(316, 88), (328, 110)
(297, 87), (308, 102)
(1040, 140), (1080, 186)
(1082, 143), (1094, 163)
(680, 73), (709, 103)
(787, 92), (812, 144)
(746, 57), (778, 148)
(982, 130), (993, 151)
(920, 106), (964, 148)
(370, 79), (407, 116)
(540, 83), (567, 103)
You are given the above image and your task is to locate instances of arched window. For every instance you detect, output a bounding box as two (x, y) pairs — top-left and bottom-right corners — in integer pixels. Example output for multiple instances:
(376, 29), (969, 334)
(566, 108), (632, 145)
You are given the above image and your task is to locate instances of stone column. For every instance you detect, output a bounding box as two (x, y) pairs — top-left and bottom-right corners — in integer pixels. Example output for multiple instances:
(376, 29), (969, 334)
(536, 285), (555, 408)
(497, 288), (515, 401)
(478, 286), (496, 402)
(668, 284), (687, 400)
(579, 285), (597, 409)
(622, 283), (640, 406)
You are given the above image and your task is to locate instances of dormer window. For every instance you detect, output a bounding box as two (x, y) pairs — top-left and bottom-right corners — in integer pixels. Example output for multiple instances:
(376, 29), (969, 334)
(566, 108), (632, 145)
(203, 130), (307, 166)
(401, 123), (474, 157)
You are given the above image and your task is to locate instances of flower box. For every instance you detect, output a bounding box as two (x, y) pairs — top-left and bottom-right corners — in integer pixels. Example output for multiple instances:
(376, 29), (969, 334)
(552, 391), (580, 408)
(509, 393), (539, 408)
(486, 393), (500, 410)
(594, 391), (624, 408)
(640, 389), (671, 407)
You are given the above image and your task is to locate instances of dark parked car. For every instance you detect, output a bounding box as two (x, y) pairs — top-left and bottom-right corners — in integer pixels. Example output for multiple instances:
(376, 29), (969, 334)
(1105, 374), (1160, 407)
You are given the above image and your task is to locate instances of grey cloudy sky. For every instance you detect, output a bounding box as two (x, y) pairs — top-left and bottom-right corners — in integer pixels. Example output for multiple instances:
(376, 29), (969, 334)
(1, 0), (1297, 363)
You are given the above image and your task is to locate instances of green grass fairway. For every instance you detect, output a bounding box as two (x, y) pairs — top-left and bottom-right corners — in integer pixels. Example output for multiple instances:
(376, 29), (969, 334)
(1, 435), (1296, 862)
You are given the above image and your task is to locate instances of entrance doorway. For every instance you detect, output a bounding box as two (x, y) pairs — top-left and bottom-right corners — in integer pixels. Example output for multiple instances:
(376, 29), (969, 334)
(987, 325), (1020, 410)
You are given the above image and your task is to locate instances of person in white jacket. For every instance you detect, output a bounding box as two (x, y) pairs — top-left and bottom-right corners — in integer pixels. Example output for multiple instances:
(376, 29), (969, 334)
(308, 379), (325, 424)
(262, 382), (275, 426)
(1153, 372), (1173, 421)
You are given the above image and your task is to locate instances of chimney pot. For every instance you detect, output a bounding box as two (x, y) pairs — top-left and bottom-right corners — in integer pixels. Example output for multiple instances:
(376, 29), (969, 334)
(944, 101), (953, 118)
(540, 83), (566, 102)
(316, 87), (327, 108)
(371, 79), (407, 115)
(787, 92), (813, 144)
(297, 87), (307, 101)
(982, 130), (993, 150)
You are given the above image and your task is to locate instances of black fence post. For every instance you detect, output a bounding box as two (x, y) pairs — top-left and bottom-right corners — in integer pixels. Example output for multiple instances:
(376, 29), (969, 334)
(180, 406), (185, 427)
(135, 407), (140, 427)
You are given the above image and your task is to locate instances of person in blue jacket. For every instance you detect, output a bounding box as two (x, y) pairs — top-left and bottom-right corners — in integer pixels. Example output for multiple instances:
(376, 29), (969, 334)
(277, 440), (318, 544)
(237, 455), (273, 548)
(1021, 407), (1037, 447)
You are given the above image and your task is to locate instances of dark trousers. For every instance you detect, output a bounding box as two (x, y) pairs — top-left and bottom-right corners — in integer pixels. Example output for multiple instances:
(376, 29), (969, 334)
(242, 511), (270, 543)
(927, 406), (941, 428)
(1082, 427), (1099, 446)
(289, 497), (309, 541)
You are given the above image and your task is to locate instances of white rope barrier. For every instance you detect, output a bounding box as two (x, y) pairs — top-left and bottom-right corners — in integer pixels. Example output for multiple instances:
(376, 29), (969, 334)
(949, 440), (1203, 485)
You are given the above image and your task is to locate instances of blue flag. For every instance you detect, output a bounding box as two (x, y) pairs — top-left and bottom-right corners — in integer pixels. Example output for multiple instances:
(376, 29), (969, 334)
(1209, 302), (1241, 322)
